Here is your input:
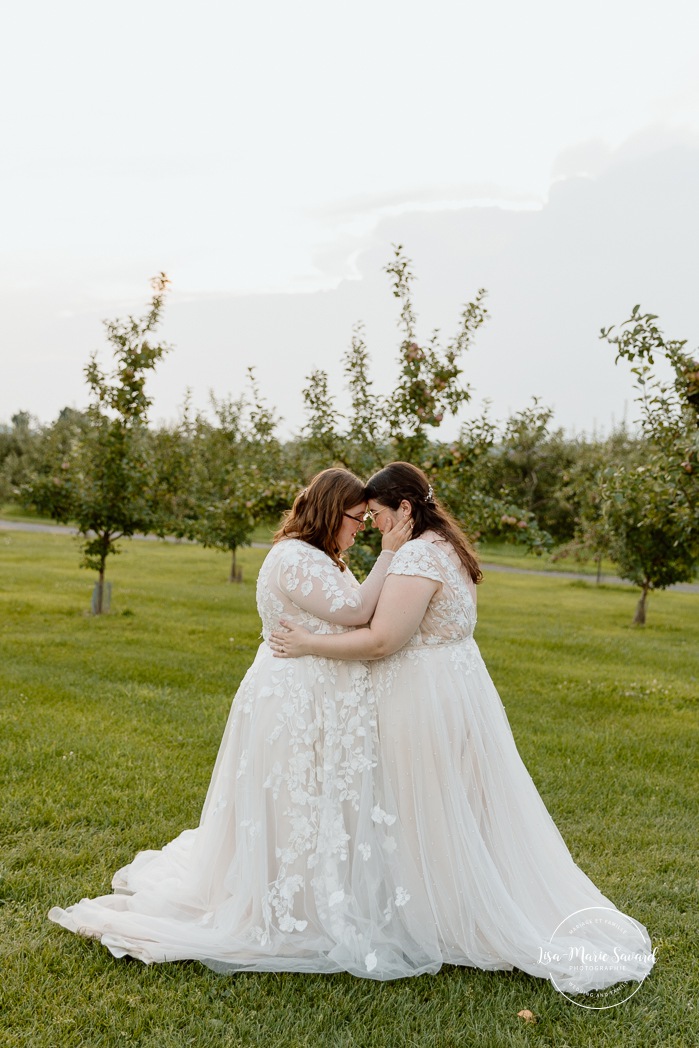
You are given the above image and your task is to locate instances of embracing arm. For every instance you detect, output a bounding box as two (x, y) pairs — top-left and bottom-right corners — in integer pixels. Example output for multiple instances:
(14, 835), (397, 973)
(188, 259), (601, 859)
(272, 573), (438, 660)
(277, 519), (412, 627)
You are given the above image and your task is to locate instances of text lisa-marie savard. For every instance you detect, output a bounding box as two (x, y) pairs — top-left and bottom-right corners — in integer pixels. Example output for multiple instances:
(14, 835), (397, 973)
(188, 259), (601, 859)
(537, 946), (657, 968)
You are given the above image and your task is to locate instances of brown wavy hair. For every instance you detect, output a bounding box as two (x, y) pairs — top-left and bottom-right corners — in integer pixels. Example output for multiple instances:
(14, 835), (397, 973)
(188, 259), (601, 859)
(365, 461), (483, 583)
(274, 468), (365, 571)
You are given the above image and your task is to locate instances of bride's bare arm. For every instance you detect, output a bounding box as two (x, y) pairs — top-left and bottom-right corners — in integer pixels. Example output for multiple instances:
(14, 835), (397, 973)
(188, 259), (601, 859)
(271, 574), (438, 660)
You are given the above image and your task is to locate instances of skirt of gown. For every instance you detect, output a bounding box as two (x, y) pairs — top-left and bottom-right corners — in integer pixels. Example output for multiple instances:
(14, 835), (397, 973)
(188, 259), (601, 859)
(371, 636), (655, 993)
(49, 634), (655, 990)
(48, 643), (441, 980)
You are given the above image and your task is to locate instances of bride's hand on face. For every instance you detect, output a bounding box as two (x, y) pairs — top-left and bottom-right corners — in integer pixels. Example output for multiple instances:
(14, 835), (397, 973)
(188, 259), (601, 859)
(380, 514), (413, 553)
(270, 619), (312, 658)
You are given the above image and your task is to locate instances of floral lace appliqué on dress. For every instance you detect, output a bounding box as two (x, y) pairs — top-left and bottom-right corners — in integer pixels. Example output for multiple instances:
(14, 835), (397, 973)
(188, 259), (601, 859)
(372, 537), (654, 993)
(48, 540), (439, 980)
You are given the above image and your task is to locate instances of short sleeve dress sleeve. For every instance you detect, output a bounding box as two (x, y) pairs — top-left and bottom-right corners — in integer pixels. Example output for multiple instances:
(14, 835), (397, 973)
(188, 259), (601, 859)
(387, 540), (444, 583)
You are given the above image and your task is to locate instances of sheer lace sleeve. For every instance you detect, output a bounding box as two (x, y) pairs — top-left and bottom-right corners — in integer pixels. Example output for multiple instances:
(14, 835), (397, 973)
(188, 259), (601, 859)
(387, 540), (443, 583)
(277, 542), (395, 626)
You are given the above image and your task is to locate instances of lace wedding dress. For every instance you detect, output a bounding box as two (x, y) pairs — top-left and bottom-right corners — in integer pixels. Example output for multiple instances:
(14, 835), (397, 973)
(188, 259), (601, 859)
(370, 537), (655, 992)
(49, 536), (654, 990)
(48, 540), (439, 979)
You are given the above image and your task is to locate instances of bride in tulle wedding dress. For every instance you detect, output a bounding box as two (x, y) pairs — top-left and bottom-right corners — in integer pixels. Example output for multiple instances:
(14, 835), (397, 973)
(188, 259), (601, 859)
(271, 462), (655, 994)
(49, 468), (435, 979)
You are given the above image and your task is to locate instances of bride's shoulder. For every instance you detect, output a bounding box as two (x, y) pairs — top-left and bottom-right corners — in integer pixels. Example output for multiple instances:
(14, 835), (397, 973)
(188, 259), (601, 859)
(412, 530), (452, 554)
(388, 536), (445, 580)
(272, 538), (328, 566)
(408, 532), (462, 572)
(396, 532), (441, 553)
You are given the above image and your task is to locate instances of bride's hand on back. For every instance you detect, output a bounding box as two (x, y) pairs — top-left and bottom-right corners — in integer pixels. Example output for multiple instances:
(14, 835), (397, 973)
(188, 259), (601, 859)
(380, 515), (413, 553)
(270, 619), (312, 658)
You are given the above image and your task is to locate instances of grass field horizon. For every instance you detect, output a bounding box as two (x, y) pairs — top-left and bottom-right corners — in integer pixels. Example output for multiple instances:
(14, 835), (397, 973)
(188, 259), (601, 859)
(1, 531), (697, 1046)
(0, 502), (668, 586)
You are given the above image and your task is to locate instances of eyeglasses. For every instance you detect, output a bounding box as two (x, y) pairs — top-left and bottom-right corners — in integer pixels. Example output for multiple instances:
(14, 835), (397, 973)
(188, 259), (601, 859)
(343, 507), (388, 525)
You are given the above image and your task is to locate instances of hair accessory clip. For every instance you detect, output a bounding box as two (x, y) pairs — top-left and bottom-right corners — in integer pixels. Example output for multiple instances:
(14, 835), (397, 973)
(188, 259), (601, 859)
(424, 485), (434, 503)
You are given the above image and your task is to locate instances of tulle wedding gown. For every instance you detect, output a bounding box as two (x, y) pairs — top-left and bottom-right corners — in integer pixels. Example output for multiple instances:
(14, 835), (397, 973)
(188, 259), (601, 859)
(49, 541), (438, 979)
(369, 536), (654, 992)
(50, 536), (655, 990)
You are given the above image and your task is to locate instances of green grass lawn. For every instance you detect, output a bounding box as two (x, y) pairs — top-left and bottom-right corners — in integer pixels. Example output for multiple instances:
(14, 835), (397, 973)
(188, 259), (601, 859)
(474, 540), (620, 578)
(0, 531), (697, 1047)
(0, 502), (56, 524)
(0, 505), (659, 581)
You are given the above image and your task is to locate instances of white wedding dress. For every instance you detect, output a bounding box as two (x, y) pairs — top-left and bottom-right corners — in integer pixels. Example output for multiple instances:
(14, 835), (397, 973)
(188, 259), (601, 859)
(369, 536), (655, 992)
(49, 536), (655, 990)
(49, 540), (439, 979)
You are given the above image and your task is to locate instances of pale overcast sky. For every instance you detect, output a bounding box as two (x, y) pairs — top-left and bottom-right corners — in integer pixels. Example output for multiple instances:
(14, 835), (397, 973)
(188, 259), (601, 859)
(2, 0), (699, 436)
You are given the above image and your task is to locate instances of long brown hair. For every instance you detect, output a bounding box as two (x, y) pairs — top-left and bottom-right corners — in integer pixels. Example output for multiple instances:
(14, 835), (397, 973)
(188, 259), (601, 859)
(274, 468), (365, 571)
(365, 461), (483, 583)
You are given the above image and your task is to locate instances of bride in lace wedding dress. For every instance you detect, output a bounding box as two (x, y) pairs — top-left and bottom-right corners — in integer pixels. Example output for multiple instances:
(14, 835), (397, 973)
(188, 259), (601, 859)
(271, 462), (655, 994)
(49, 469), (435, 979)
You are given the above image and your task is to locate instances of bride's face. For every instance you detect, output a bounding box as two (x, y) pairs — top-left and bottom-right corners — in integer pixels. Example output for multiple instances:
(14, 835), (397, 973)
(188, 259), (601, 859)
(367, 499), (404, 535)
(336, 501), (367, 552)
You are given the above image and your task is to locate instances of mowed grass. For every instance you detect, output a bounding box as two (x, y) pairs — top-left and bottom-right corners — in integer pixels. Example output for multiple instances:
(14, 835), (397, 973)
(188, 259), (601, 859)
(475, 540), (616, 576)
(0, 507), (675, 580)
(0, 530), (697, 1048)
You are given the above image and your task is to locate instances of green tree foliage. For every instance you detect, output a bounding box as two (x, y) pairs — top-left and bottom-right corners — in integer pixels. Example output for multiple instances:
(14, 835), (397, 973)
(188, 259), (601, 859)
(552, 427), (641, 580)
(384, 247), (488, 462)
(186, 372), (294, 582)
(298, 246), (490, 575)
(300, 245), (488, 473)
(417, 407), (554, 555)
(23, 275), (172, 612)
(9, 256), (698, 622)
(16, 408), (91, 520)
(0, 411), (40, 504)
(599, 308), (699, 623)
(148, 392), (197, 539)
(490, 400), (580, 542)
